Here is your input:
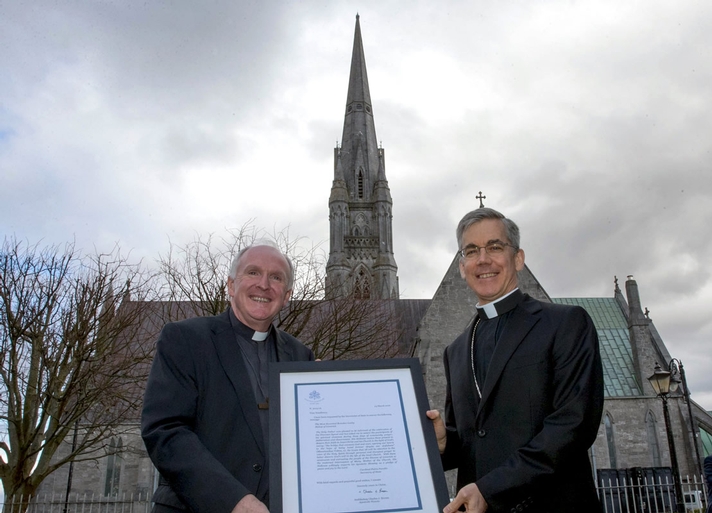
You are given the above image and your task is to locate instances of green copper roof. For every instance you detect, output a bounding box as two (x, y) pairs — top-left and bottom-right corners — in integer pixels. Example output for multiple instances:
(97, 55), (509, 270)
(553, 297), (642, 398)
(701, 425), (712, 456)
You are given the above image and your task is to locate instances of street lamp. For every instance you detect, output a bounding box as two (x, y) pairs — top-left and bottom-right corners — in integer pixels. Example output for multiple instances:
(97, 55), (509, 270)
(668, 358), (703, 477)
(648, 362), (685, 513)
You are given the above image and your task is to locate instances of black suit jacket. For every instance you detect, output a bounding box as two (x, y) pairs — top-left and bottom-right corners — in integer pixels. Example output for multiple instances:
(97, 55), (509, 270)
(442, 294), (604, 513)
(141, 309), (314, 512)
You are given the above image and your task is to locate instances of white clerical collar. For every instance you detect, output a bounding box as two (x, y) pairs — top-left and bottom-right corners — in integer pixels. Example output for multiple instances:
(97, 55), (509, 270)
(252, 331), (269, 342)
(476, 288), (521, 320)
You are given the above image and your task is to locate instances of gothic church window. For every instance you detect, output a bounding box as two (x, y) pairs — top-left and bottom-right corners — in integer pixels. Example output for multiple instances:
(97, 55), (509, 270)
(645, 410), (662, 467)
(604, 413), (617, 468)
(354, 268), (371, 299)
(357, 170), (364, 199)
(104, 437), (123, 497)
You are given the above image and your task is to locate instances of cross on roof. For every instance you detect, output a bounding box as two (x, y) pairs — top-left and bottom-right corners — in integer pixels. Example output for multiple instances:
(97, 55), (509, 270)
(476, 191), (486, 208)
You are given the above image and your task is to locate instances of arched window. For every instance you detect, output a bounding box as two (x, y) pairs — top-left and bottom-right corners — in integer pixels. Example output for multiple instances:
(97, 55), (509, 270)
(646, 411), (662, 466)
(357, 170), (364, 199)
(604, 414), (617, 468)
(104, 437), (123, 496)
(353, 268), (371, 299)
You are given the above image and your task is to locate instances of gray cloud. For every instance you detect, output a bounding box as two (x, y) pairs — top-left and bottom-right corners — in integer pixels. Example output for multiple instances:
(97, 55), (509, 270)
(2, 0), (711, 411)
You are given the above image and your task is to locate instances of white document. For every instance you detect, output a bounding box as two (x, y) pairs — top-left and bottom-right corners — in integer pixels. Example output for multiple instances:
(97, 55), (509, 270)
(295, 379), (420, 513)
(277, 367), (440, 513)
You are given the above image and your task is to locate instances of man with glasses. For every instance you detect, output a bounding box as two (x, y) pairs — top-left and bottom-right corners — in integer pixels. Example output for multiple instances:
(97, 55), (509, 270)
(428, 208), (604, 513)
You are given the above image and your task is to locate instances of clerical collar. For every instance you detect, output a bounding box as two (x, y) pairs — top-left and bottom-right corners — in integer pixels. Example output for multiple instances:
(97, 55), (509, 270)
(228, 308), (272, 341)
(252, 331), (269, 342)
(476, 289), (523, 320)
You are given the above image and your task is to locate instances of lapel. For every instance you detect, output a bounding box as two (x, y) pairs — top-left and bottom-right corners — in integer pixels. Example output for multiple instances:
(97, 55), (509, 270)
(476, 296), (541, 417)
(210, 310), (265, 456)
(273, 327), (295, 362)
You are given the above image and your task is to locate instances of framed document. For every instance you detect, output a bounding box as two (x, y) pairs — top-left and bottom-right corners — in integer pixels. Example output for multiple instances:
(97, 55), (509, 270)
(269, 358), (449, 513)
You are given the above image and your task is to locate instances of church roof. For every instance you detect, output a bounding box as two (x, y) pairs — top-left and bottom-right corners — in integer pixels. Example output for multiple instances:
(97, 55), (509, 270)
(553, 297), (642, 398)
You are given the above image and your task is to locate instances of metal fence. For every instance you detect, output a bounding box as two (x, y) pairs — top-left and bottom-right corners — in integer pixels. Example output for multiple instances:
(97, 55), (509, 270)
(2, 479), (709, 513)
(597, 470), (709, 513)
(2, 493), (152, 513)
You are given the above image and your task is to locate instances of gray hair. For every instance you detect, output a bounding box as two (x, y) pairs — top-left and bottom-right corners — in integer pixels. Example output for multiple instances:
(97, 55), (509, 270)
(456, 207), (521, 251)
(228, 239), (294, 290)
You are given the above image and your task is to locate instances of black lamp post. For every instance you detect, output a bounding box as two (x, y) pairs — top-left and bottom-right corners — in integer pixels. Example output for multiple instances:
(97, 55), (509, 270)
(648, 362), (685, 513)
(668, 358), (703, 477)
(63, 420), (79, 513)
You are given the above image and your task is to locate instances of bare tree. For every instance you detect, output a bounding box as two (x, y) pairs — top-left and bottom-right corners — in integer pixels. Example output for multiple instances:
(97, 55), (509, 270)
(0, 237), (155, 509)
(156, 225), (404, 360)
(157, 229), (246, 319)
(278, 297), (403, 360)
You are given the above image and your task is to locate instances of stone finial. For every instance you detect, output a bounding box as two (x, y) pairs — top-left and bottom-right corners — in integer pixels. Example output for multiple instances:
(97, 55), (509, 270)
(625, 275), (647, 325)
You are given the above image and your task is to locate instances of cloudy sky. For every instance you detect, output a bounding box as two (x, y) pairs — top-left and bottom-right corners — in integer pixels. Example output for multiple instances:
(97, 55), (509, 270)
(1, 1), (711, 410)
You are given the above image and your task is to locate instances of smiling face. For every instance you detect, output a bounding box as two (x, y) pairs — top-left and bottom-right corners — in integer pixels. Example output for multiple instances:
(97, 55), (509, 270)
(459, 218), (525, 305)
(227, 245), (292, 332)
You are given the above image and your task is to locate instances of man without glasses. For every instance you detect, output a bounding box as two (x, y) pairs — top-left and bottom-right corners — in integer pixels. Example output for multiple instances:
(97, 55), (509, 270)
(142, 240), (314, 513)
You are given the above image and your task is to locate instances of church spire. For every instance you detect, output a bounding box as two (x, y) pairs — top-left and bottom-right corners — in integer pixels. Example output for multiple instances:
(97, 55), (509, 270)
(339, 14), (381, 200)
(326, 15), (399, 299)
(345, 14), (372, 112)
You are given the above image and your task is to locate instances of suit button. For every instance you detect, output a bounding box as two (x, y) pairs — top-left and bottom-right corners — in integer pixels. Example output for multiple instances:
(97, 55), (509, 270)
(477, 429), (486, 437)
(252, 464), (262, 472)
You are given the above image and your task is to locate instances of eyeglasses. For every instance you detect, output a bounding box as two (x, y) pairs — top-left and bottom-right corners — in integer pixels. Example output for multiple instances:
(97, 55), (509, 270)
(458, 242), (516, 259)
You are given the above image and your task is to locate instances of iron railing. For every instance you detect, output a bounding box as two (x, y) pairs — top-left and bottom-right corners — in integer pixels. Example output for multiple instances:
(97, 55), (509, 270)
(597, 473), (708, 513)
(2, 477), (709, 513)
(2, 493), (152, 513)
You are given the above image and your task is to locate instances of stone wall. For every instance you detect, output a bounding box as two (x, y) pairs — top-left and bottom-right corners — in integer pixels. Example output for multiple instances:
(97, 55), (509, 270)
(36, 427), (155, 500)
(417, 255), (478, 411)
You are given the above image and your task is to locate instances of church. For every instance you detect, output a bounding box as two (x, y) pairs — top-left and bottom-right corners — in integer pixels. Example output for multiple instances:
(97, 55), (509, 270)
(35, 14), (712, 508)
(324, 14), (712, 498)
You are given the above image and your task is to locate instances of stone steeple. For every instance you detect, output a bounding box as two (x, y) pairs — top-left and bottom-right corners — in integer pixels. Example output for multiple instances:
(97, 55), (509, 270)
(326, 15), (399, 299)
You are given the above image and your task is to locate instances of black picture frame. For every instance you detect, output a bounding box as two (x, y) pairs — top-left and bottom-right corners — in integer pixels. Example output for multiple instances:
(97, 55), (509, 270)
(268, 358), (449, 513)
